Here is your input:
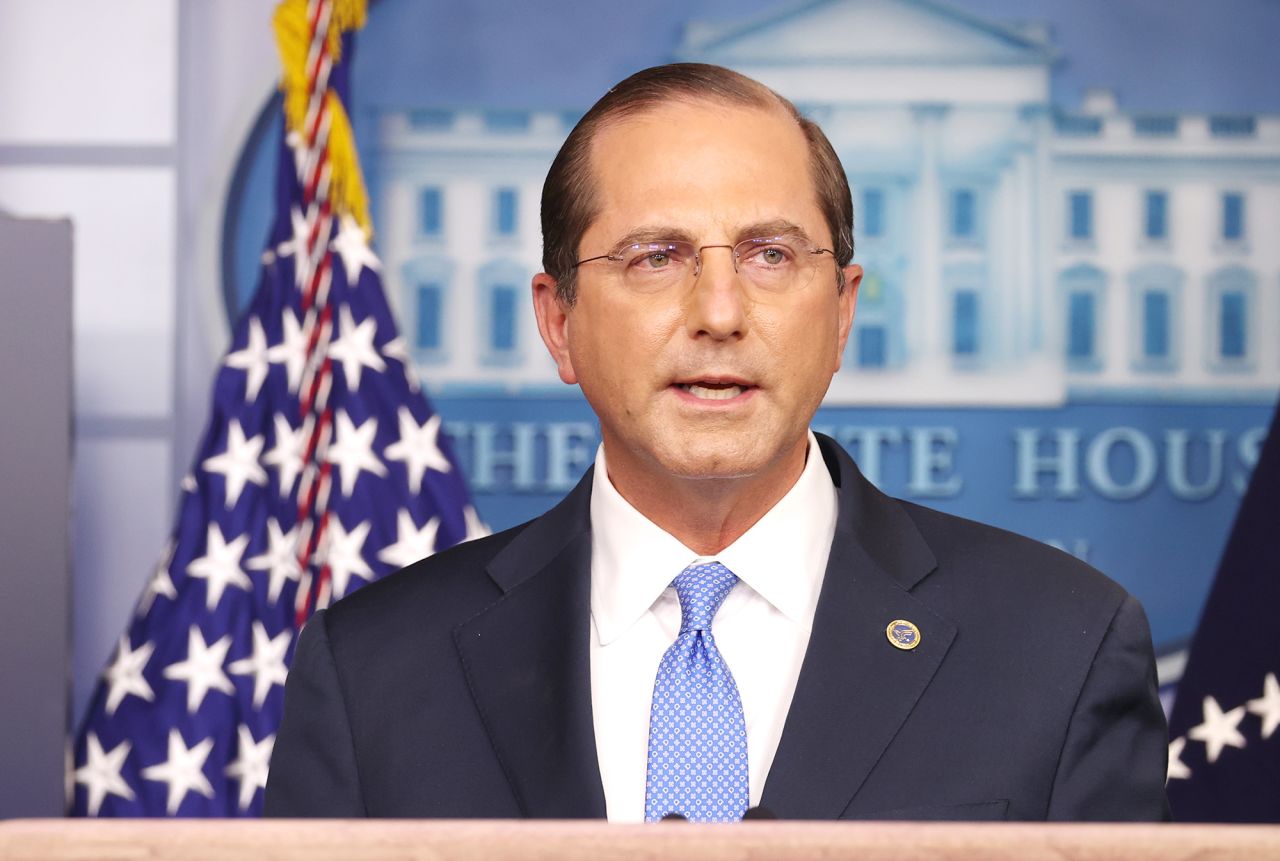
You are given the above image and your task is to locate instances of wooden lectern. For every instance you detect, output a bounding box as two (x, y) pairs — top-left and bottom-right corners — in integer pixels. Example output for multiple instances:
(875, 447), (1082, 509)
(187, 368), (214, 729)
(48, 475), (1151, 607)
(3, 820), (1280, 860)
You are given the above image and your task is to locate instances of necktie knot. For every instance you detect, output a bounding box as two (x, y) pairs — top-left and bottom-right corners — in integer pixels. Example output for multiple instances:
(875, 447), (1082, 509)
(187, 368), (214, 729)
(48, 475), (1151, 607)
(673, 562), (738, 633)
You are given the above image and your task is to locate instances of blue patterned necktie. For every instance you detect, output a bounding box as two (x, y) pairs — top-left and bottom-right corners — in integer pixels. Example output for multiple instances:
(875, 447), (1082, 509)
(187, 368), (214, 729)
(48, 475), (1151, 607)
(644, 561), (749, 822)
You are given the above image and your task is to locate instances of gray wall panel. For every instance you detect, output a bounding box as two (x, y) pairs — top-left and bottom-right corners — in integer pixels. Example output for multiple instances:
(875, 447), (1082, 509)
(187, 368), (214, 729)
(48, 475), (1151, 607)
(0, 213), (74, 817)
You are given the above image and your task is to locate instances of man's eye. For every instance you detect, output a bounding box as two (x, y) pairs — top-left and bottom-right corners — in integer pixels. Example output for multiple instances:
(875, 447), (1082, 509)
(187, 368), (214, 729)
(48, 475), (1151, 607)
(628, 245), (686, 270)
(747, 246), (791, 266)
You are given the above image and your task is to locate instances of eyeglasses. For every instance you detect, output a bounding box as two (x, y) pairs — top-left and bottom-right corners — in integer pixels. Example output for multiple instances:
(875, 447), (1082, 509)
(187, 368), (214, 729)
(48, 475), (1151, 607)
(573, 235), (836, 294)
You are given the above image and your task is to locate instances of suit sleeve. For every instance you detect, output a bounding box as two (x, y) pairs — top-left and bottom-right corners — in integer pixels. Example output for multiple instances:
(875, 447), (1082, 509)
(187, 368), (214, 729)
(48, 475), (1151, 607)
(1046, 594), (1171, 821)
(264, 610), (367, 817)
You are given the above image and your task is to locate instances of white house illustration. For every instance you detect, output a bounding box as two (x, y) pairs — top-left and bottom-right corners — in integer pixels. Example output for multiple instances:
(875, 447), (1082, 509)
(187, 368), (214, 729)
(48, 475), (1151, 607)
(373, 0), (1279, 406)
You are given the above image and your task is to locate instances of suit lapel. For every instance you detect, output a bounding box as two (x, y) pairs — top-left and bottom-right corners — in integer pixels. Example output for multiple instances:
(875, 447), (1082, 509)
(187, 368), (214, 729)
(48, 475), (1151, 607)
(761, 437), (956, 819)
(453, 472), (607, 819)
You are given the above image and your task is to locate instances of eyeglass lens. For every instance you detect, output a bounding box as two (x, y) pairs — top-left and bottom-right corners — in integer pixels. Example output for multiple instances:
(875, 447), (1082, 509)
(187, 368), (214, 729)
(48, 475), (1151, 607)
(613, 237), (829, 294)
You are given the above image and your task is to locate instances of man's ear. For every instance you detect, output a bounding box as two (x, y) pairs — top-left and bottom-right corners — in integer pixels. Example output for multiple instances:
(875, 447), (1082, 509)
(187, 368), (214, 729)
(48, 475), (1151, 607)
(532, 272), (578, 385)
(834, 263), (861, 370)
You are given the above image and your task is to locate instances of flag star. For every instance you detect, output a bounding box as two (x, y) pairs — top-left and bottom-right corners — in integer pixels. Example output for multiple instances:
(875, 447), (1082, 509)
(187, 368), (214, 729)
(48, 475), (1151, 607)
(163, 626), (236, 714)
(187, 523), (252, 611)
(224, 725), (276, 812)
(384, 408), (451, 494)
(140, 729), (215, 815)
(1248, 673), (1280, 739)
(137, 539), (177, 616)
(326, 411), (387, 496)
(201, 420), (267, 508)
(277, 205), (312, 285)
(74, 733), (135, 816)
(103, 635), (155, 716)
(330, 213), (381, 285)
(377, 510), (440, 569)
(1166, 736), (1191, 782)
(463, 505), (491, 543)
(381, 336), (420, 392)
(285, 128), (305, 169)
(246, 518), (302, 605)
(228, 621), (292, 709)
(1188, 695), (1247, 763)
(180, 472), (197, 493)
(322, 516), (373, 600)
(266, 310), (307, 393)
(278, 204), (306, 255)
(224, 316), (272, 402)
(262, 414), (306, 498)
(327, 305), (386, 391)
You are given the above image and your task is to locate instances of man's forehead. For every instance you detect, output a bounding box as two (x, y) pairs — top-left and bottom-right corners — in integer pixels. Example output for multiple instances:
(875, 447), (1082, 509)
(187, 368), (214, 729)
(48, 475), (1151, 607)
(581, 98), (821, 240)
(590, 95), (798, 151)
(584, 98), (813, 199)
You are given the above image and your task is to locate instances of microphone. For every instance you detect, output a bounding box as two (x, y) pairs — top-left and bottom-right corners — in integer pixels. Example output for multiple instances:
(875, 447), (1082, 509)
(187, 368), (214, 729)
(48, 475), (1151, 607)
(652, 808), (775, 822)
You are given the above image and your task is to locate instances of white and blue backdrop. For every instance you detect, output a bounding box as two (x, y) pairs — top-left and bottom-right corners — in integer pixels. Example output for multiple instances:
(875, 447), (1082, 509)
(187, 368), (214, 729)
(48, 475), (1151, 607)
(1, 0), (1277, 775)
(225, 0), (1278, 685)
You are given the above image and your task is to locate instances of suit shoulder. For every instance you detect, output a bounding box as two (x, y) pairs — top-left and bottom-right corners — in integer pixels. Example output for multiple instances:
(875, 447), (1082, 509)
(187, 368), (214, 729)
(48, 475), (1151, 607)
(897, 498), (1128, 614)
(321, 519), (530, 637)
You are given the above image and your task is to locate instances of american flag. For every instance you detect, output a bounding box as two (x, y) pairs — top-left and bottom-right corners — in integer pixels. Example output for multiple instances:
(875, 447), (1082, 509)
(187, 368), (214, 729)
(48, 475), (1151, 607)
(69, 0), (484, 817)
(1165, 399), (1280, 822)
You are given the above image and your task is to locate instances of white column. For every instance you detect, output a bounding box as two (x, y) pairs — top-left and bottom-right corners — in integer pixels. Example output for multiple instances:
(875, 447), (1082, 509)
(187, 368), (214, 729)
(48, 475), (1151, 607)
(1029, 106), (1054, 359)
(910, 104), (947, 373)
(1013, 145), (1036, 360)
(992, 162), (1017, 363)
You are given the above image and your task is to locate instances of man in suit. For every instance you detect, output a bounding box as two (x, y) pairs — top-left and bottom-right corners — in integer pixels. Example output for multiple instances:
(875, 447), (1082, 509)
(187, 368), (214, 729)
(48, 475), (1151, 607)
(265, 63), (1169, 821)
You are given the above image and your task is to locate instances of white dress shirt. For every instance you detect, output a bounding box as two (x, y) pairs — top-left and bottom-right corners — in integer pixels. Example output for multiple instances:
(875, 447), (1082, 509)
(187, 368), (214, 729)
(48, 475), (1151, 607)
(588, 431), (838, 822)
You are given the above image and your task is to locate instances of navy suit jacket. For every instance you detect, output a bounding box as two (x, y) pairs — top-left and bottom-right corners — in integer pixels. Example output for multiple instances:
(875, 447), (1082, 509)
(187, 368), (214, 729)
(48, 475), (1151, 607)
(265, 434), (1169, 820)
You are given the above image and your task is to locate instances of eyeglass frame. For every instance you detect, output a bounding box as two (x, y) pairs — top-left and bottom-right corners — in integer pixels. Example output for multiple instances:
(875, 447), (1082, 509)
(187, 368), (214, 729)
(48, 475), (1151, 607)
(571, 234), (838, 288)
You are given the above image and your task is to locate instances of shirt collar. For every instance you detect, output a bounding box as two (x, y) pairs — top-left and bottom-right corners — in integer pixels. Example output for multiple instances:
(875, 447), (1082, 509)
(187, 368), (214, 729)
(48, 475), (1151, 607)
(589, 431), (837, 644)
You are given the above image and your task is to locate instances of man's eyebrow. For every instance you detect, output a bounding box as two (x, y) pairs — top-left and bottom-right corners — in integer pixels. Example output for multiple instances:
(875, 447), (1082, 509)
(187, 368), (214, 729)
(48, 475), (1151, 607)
(607, 221), (815, 250)
(734, 220), (813, 244)
(608, 226), (697, 250)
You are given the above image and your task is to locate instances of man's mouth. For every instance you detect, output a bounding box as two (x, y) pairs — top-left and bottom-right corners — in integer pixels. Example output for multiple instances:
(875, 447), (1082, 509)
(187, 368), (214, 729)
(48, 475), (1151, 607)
(676, 381), (750, 400)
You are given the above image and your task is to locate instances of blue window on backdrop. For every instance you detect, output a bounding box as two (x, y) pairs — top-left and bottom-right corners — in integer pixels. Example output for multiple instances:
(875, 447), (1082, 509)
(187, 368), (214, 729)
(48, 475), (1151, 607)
(1142, 291), (1170, 359)
(1134, 115), (1178, 137)
(409, 109), (453, 131)
(953, 290), (979, 356)
(1144, 191), (1167, 241)
(420, 187), (443, 237)
(858, 326), (886, 367)
(1055, 115), (1102, 136)
(1220, 292), (1246, 359)
(1210, 116), (1256, 138)
(1222, 193), (1245, 241)
(416, 283), (442, 350)
(1069, 191), (1092, 240)
(951, 189), (975, 239)
(484, 110), (530, 133)
(490, 285), (518, 352)
(862, 188), (885, 238)
(1067, 292), (1095, 360)
(494, 188), (518, 236)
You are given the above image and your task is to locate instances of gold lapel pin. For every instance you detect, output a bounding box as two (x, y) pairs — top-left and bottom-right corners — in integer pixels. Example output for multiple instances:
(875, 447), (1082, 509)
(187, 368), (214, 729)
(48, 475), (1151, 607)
(886, 619), (921, 650)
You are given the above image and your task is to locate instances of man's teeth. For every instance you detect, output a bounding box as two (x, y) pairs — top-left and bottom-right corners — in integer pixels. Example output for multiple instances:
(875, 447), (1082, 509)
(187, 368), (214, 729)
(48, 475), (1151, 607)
(681, 383), (745, 400)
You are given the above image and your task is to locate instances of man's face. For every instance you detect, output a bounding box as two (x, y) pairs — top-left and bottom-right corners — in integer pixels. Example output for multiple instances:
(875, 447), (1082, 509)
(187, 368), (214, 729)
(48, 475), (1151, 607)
(534, 99), (859, 494)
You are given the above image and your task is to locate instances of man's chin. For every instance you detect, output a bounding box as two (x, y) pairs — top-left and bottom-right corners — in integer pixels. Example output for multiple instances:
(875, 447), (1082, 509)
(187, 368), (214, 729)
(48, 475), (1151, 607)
(652, 438), (782, 483)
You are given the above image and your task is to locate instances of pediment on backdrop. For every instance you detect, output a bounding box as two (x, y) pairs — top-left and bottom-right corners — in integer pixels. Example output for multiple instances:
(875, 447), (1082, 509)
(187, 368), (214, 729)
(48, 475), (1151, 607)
(680, 0), (1055, 67)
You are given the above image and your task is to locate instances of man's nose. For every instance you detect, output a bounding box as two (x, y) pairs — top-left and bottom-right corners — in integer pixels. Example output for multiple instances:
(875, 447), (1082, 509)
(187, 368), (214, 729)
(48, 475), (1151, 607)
(686, 246), (748, 340)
